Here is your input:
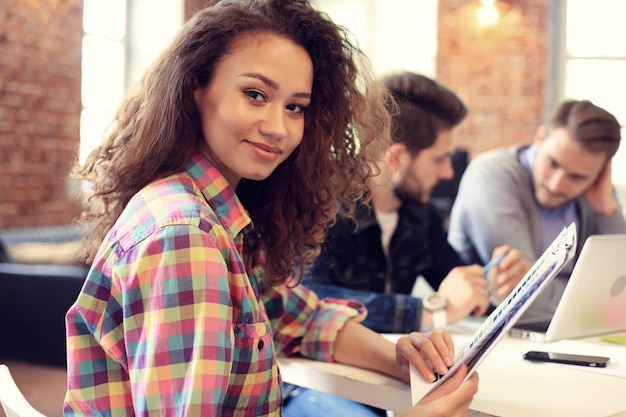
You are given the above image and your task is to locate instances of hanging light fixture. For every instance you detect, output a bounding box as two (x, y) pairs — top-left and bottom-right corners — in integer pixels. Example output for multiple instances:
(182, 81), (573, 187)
(476, 0), (500, 25)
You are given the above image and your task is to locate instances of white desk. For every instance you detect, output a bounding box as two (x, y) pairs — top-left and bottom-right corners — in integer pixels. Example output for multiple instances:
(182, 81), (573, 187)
(278, 322), (626, 417)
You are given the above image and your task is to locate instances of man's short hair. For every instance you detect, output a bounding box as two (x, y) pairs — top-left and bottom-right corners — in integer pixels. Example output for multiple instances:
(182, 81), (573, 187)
(550, 99), (621, 159)
(381, 71), (467, 155)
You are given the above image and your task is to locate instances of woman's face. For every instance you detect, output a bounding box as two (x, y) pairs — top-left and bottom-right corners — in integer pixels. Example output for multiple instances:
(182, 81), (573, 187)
(194, 32), (313, 188)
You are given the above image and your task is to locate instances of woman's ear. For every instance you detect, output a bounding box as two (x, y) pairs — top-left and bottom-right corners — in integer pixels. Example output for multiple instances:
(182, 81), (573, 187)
(193, 88), (203, 106)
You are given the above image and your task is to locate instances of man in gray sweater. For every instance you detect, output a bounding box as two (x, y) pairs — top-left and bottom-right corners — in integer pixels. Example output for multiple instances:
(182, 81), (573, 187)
(448, 99), (626, 322)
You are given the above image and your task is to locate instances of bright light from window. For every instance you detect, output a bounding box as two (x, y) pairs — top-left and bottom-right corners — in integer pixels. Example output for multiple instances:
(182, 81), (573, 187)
(79, 108), (114, 163)
(565, 59), (626, 126)
(81, 35), (125, 110)
(373, 0), (438, 76)
(80, 0), (127, 164)
(565, 1), (626, 185)
(567, 0), (626, 57)
(83, 0), (126, 39)
(314, 0), (437, 77)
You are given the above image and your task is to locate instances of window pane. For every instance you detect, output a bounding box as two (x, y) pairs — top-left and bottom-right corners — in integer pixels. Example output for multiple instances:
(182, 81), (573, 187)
(81, 35), (125, 110)
(564, 59), (626, 125)
(566, 0), (626, 57)
(315, 0), (367, 52)
(83, 0), (126, 39)
(373, 0), (437, 76)
(79, 108), (115, 163)
(126, 0), (184, 87)
(565, 1), (626, 186)
(315, 0), (437, 77)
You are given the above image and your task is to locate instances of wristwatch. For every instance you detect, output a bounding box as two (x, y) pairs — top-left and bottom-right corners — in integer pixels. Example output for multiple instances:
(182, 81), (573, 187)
(423, 293), (448, 330)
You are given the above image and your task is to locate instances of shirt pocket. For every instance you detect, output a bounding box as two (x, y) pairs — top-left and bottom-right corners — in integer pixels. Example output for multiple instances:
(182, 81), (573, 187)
(224, 321), (280, 414)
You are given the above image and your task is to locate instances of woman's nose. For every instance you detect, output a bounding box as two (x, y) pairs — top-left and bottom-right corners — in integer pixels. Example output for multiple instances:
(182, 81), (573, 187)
(259, 106), (288, 139)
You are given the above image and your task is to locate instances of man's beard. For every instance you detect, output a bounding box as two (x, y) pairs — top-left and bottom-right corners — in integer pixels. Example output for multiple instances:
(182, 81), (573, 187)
(392, 183), (428, 205)
(393, 185), (407, 201)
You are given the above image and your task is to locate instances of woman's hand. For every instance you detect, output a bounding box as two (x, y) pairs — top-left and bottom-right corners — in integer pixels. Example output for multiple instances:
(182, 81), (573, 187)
(395, 331), (454, 384)
(335, 325), (478, 417)
(398, 364), (479, 417)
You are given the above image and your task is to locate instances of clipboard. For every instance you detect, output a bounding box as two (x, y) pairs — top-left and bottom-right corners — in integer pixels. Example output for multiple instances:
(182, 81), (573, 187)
(411, 222), (578, 402)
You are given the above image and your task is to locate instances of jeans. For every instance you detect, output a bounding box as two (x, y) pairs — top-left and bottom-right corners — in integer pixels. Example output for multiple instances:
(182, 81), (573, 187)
(282, 384), (387, 417)
(303, 281), (422, 333)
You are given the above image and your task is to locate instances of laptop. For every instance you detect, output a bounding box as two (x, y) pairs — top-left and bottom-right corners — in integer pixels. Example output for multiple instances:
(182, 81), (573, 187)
(509, 233), (626, 342)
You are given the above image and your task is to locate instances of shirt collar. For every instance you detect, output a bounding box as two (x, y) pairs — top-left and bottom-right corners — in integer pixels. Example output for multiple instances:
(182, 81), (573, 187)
(185, 153), (252, 238)
(518, 144), (536, 174)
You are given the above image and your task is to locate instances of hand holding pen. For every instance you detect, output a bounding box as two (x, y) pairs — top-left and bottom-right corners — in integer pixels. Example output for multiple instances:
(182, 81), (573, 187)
(484, 245), (532, 304)
(483, 253), (507, 277)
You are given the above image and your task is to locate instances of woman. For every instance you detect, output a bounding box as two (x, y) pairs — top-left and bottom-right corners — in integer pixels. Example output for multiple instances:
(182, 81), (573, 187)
(64, 1), (477, 416)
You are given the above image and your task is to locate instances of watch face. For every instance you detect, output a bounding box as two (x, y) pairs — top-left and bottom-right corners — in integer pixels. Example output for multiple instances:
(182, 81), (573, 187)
(424, 293), (447, 311)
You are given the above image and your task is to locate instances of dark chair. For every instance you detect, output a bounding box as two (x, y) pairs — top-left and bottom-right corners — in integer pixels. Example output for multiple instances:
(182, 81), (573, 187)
(0, 240), (12, 263)
(0, 225), (88, 367)
(0, 262), (88, 367)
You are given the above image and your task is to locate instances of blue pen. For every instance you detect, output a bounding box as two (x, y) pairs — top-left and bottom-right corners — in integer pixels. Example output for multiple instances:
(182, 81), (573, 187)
(483, 253), (507, 277)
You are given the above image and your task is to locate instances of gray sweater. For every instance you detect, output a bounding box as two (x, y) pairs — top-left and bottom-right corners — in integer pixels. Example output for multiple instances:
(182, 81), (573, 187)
(448, 145), (626, 321)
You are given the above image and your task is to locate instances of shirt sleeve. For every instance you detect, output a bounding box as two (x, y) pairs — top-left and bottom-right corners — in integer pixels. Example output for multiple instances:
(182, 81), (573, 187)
(261, 280), (366, 362)
(593, 204), (626, 234)
(448, 150), (539, 265)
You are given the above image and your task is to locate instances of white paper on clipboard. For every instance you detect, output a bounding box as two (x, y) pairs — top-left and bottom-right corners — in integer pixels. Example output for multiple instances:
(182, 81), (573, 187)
(411, 222), (577, 403)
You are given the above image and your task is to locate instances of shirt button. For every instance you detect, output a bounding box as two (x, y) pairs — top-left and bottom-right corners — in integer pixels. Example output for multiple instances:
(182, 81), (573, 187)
(258, 340), (264, 350)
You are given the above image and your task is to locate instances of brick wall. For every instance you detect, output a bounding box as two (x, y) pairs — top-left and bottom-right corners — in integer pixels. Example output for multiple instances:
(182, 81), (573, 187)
(185, 0), (208, 19)
(0, 1), (207, 231)
(0, 0), (83, 230)
(437, 0), (548, 158)
(0, 0), (549, 230)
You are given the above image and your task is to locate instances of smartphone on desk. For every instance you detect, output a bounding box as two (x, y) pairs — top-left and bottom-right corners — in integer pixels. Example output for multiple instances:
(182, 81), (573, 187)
(523, 350), (609, 368)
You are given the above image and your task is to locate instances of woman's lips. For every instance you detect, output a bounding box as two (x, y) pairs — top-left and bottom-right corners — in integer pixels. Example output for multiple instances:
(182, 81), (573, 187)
(246, 140), (282, 161)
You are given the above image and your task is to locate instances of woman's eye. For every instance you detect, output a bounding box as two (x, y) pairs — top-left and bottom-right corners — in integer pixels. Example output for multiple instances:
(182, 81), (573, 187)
(245, 90), (265, 102)
(287, 103), (307, 114)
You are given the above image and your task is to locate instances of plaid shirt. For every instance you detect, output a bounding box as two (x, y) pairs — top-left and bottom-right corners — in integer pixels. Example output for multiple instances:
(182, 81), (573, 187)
(64, 153), (364, 417)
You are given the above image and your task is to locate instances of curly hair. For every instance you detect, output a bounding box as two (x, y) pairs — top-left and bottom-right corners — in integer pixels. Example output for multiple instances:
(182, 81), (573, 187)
(74, 0), (390, 286)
